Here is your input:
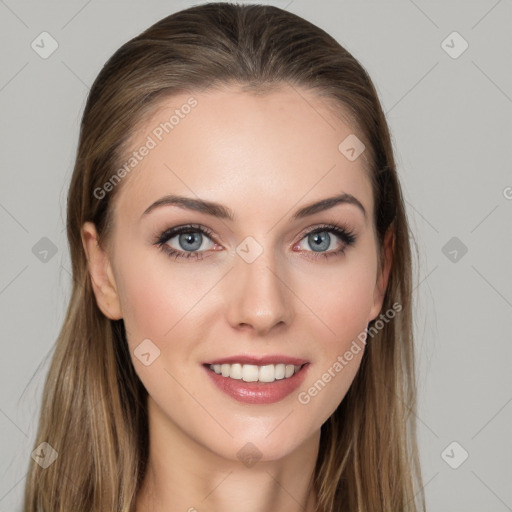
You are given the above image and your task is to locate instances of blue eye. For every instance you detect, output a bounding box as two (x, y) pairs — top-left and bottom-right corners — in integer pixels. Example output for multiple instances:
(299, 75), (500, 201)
(154, 224), (216, 261)
(298, 225), (357, 260)
(154, 223), (357, 262)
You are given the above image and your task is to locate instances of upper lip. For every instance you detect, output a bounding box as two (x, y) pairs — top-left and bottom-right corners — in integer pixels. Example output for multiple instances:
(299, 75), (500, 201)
(203, 355), (309, 366)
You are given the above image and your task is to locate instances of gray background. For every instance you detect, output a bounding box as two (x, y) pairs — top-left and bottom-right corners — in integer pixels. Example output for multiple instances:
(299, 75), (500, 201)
(1, 1), (511, 510)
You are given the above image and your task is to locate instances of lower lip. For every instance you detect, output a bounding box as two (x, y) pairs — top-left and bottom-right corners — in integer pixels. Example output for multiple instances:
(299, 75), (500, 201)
(203, 364), (310, 404)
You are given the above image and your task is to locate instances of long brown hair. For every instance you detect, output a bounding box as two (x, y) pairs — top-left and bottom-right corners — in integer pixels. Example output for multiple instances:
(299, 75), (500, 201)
(22, 3), (424, 511)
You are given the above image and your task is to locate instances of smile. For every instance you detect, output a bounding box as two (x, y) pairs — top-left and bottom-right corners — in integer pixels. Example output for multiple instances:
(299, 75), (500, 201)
(208, 362), (305, 383)
(203, 361), (310, 404)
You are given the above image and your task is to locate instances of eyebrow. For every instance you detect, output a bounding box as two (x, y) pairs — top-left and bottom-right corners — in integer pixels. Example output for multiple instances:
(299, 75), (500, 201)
(141, 192), (367, 221)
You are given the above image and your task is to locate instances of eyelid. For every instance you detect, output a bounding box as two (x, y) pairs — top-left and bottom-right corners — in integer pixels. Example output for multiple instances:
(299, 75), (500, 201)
(155, 222), (356, 245)
(296, 223), (356, 243)
(155, 223), (218, 245)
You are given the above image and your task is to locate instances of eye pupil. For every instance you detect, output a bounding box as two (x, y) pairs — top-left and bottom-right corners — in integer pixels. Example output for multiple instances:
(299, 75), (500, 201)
(179, 232), (202, 251)
(309, 232), (330, 252)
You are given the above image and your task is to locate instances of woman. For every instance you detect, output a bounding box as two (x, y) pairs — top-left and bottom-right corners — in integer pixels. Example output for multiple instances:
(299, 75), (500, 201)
(23, 3), (425, 511)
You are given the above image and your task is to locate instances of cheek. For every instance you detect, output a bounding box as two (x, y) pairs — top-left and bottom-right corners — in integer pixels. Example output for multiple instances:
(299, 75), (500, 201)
(298, 256), (377, 342)
(117, 271), (171, 344)
(114, 248), (192, 347)
(293, 255), (375, 412)
(114, 254), (207, 407)
(114, 247), (221, 368)
(295, 269), (373, 425)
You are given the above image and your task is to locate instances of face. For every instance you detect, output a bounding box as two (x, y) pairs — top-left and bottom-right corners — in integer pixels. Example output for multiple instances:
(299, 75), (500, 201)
(82, 83), (392, 462)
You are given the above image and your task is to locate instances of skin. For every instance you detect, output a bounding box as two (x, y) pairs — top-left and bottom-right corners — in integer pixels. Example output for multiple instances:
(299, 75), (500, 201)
(82, 83), (393, 512)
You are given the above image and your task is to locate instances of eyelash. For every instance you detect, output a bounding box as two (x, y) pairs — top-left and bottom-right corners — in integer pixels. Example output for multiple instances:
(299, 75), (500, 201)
(153, 223), (357, 262)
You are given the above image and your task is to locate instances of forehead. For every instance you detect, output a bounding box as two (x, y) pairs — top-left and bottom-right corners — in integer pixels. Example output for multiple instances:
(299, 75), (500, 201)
(112, 84), (373, 227)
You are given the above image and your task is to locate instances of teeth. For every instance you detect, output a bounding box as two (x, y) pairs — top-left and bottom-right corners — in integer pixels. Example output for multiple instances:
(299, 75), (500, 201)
(209, 363), (302, 383)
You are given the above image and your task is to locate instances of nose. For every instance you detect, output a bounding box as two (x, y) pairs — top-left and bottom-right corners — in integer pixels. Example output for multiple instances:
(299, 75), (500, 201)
(225, 249), (294, 336)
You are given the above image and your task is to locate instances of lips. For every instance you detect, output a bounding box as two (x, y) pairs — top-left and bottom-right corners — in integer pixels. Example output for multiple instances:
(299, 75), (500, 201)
(203, 354), (309, 366)
(203, 363), (309, 404)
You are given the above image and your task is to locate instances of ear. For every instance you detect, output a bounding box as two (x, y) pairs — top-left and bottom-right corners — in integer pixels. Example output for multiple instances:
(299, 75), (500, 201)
(368, 225), (394, 323)
(81, 221), (123, 320)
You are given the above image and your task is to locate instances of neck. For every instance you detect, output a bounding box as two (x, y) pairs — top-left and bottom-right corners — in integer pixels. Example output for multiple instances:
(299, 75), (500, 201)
(135, 396), (320, 512)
